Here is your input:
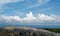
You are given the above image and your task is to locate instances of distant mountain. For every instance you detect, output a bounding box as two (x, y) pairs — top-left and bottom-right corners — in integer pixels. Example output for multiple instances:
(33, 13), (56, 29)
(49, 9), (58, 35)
(0, 24), (60, 28)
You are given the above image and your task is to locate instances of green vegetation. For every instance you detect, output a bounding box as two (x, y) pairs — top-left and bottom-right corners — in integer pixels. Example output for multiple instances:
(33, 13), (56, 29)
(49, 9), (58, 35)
(44, 28), (60, 33)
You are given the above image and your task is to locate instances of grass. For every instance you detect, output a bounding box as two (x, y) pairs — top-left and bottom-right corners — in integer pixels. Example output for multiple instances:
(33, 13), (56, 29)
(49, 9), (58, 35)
(44, 28), (60, 33)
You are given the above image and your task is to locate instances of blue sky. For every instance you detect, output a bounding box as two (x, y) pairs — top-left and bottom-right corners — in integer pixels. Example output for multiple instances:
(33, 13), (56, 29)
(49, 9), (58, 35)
(0, 0), (60, 16)
(0, 0), (60, 28)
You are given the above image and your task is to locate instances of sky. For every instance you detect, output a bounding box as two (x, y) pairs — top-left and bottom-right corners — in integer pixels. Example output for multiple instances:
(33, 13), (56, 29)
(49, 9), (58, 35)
(0, 0), (60, 28)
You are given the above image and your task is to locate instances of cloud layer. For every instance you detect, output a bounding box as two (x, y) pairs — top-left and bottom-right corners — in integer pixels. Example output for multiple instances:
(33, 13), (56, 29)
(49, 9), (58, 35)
(0, 0), (24, 4)
(0, 0), (50, 4)
(28, 0), (50, 8)
(0, 12), (60, 24)
(0, 0), (50, 9)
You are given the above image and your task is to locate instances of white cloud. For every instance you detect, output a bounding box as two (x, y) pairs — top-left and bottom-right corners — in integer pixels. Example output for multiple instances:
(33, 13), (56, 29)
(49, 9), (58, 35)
(0, 12), (60, 24)
(37, 14), (56, 22)
(22, 12), (37, 23)
(0, 0), (50, 9)
(0, 0), (25, 9)
(28, 0), (50, 8)
(0, 0), (25, 4)
(0, 15), (20, 23)
(38, 0), (50, 3)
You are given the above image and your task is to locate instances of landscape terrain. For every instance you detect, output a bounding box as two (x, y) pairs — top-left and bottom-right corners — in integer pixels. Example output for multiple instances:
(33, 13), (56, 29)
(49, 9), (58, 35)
(0, 26), (60, 36)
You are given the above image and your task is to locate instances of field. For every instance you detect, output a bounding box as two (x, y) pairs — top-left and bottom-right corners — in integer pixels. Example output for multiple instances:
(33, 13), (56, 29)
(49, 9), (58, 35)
(44, 28), (60, 33)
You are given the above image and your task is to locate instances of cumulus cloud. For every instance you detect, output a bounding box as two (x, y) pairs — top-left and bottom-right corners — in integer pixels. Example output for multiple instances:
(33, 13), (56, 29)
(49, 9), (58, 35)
(0, 12), (60, 24)
(0, 0), (25, 4)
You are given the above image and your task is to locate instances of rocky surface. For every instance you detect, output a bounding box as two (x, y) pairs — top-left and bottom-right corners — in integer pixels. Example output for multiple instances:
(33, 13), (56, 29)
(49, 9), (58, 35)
(0, 26), (60, 36)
